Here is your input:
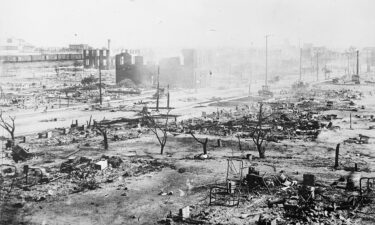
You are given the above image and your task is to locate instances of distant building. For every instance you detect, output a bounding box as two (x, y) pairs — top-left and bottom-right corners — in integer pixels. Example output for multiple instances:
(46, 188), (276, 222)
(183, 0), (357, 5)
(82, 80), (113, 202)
(83, 49), (110, 70)
(0, 38), (35, 55)
(68, 44), (91, 52)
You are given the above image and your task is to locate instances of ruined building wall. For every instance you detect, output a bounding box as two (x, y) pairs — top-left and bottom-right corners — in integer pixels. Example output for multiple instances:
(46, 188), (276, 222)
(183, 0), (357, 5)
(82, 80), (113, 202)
(115, 49), (196, 88)
(83, 49), (110, 70)
(115, 52), (153, 85)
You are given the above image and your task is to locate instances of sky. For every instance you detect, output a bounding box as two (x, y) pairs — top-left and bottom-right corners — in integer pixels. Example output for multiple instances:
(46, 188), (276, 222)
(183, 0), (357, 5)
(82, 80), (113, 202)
(1, 0), (375, 49)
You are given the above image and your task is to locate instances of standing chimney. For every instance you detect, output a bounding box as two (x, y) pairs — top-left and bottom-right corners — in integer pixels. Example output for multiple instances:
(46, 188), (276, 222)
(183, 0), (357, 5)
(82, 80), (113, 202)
(107, 39), (111, 53)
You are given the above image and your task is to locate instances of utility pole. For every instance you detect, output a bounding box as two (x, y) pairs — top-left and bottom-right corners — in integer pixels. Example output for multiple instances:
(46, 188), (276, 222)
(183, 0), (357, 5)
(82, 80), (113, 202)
(299, 48), (302, 81)
(249, 44), (253, 96)
(167, 84), (170, 109)
(265, 35), (270, 86)
(316, 52), (319, 81)
(156, 66), (160, 111)
(99, 63), (102, 105)
(311, 55), (313, 78)
(356, 50), (359, 76)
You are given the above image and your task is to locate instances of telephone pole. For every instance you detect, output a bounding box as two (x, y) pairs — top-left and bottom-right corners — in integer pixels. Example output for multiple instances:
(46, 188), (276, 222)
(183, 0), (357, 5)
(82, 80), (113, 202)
(356, 50), (359, 76)
(265, 35), (270, 86)
(156, 66), (160, 111)
(316, 52), (319, 81)
(249, 43), (253, 96)
(299, 48), (302, 81)
(167, 84), (170, 109)
(99, 64), (102, 105)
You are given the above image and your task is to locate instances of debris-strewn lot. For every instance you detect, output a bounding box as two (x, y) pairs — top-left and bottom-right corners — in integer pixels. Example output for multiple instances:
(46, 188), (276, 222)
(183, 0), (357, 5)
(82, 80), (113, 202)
(1, 81), (375, 225)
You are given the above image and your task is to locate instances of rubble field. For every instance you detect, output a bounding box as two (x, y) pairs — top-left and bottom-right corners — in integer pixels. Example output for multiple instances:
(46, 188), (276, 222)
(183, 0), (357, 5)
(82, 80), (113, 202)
(1, 81), (375, 225)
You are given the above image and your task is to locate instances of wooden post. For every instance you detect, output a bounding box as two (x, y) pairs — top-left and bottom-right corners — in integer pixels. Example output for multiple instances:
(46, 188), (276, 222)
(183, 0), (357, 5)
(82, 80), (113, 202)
(334, 143), (340, 168)
(350, 113), (352, 129)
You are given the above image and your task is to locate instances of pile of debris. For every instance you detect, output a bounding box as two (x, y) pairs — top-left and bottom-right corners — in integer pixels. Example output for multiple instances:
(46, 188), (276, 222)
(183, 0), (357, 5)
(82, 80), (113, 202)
(344, 134), (370, 144)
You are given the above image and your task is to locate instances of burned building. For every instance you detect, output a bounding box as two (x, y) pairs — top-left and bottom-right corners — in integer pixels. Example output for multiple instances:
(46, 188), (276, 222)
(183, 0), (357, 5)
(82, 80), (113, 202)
(83, 49), (110, 70)
(115, 49), (196, 88)
(115, 52), (153, 85)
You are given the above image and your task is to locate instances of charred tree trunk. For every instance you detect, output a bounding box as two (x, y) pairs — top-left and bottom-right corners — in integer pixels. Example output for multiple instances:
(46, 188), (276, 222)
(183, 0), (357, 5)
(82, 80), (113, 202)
(191, 133), (209, 155)
(258, 145), (266, 158)
(95, 124), (109, 150)
(203, 138), (208, 154)
(160, 144), (165, 155)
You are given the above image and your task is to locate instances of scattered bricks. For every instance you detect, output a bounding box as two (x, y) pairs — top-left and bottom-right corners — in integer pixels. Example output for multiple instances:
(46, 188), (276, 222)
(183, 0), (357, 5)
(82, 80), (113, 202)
(94, 160), (108, 170)
(179, 206), (190, 220)
(107, 156), (123, 168)
(303, 174), (316, 186)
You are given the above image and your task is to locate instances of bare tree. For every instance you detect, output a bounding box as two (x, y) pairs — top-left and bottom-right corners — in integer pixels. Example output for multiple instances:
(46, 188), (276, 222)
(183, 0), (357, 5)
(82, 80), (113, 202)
(190, 132), (209, 155)
(93, 122), (109, 150)
(249, 103), (272, 158)
(0, 111), (15, 141)
(142, 111), (170, 154)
